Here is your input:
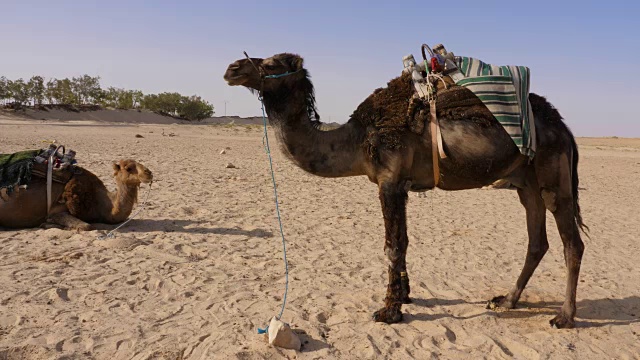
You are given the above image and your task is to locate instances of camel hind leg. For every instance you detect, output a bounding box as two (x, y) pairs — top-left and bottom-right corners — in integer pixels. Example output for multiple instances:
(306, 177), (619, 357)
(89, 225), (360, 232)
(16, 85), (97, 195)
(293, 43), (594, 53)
(547, 194), (584, 328)
(46, 212), (95, 231)
(537, 148), (584, 329)
(488, 168), (549, 310)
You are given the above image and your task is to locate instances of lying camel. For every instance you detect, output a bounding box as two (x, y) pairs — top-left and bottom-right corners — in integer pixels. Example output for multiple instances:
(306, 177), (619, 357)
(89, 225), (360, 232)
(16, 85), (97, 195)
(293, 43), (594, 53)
(0, 159), (152, 231)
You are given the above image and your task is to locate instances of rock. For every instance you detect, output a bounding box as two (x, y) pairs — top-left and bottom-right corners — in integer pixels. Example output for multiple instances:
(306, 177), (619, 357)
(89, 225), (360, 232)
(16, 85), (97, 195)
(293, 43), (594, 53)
(135, 134), (144, 138)
(225, 147), (231, 150)
(225, 163), (236, 169)
(47, 287), (70, 302)
(220, 149), (226, 155)
(267, 316), (301, 351)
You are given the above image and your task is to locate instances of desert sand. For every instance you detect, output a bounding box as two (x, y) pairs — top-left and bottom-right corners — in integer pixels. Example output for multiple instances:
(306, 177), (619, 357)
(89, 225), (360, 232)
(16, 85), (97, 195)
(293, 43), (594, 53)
(1, 114), (639, 360)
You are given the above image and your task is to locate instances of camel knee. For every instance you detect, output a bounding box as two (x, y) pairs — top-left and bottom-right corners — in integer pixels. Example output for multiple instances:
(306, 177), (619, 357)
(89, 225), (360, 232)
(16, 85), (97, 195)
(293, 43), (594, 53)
(529, 241), (549, 260)
(385, 246), (406, 269)
(540, 189), (557, 212)
(569, 238), (584, 259)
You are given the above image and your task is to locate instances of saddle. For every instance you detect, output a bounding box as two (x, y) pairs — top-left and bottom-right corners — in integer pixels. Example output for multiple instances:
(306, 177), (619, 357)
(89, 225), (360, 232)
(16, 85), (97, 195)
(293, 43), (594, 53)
(402, 43), (535, 186)
(0, 145), (79, 214)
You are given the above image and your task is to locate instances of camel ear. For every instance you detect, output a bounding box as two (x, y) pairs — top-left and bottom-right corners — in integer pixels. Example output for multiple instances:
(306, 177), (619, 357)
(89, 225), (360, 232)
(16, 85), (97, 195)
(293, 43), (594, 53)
(112, 162), (120, 172)
(290, 57), (304, 71)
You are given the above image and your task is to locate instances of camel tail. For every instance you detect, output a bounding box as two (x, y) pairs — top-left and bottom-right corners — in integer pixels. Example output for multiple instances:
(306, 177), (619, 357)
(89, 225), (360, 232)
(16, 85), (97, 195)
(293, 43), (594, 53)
(530, 92), (589, 235)
(569, 133), (589, 235)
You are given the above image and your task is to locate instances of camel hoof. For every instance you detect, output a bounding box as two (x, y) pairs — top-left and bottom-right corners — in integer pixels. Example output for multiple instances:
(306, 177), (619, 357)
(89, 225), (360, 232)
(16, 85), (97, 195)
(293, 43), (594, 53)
(486, 295), (516, 310)
(40, 222), (63, 230)
(549, 314), (575, 329)
(373, 306), (403, 324)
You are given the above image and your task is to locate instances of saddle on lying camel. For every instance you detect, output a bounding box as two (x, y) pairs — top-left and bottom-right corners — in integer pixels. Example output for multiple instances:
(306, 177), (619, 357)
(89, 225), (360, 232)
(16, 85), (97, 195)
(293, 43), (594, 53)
(0, 145), (78, 202)
(0, 149), (40, 194)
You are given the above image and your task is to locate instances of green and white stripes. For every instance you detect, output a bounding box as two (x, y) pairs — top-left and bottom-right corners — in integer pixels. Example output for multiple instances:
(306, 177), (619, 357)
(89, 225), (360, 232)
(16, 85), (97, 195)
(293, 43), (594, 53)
(453, 57), (536, 158)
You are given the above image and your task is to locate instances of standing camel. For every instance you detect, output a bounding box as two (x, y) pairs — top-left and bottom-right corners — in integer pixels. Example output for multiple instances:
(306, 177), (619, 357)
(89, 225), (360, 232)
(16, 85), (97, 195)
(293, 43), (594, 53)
(224, 53), (587, 329)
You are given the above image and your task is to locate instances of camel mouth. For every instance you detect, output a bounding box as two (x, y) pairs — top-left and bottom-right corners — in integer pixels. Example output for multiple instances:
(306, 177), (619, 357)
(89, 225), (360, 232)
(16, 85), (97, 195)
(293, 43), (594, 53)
(140, 170), (153, 184)
(223, 73), (247, 86)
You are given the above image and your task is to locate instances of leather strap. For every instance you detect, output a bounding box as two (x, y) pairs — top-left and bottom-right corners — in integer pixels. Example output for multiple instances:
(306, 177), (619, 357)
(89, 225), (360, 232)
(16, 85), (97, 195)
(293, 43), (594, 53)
(429, 100), (441, 187)
(47, 154), (53, 215)
(46, 145), (65, 216)
(429, 100), (447, 187)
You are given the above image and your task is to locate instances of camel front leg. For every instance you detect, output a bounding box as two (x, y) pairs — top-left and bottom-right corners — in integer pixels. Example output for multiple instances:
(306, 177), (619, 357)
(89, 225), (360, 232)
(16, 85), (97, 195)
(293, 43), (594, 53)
(373, 182), (409, 323)
(46, 212), (95, 231)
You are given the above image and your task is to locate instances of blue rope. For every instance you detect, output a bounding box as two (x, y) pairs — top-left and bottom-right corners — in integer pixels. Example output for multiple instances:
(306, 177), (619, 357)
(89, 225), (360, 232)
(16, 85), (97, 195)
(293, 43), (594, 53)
(256, 95), (289, 335)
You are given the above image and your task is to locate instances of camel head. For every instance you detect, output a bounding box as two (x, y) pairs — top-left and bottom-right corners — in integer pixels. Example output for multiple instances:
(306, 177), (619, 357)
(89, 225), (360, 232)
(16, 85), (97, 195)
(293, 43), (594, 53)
(112, 159), (153, 186)
(224, 52), (305, 92)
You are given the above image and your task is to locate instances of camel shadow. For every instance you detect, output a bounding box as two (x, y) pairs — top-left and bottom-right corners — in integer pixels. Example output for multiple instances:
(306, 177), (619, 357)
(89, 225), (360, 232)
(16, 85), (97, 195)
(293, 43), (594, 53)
(405, 296), (640, 328)
(94, 219), (274, 238)
(404, 297), (490, 323)
(511, 296), (640, 328)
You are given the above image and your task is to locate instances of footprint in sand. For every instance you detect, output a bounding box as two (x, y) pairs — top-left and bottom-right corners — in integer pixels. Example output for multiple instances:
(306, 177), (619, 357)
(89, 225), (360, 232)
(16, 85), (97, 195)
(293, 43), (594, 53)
(96, 235), (150, 250)
(0, 345), (56, 359)
(0, 314), (23, 327)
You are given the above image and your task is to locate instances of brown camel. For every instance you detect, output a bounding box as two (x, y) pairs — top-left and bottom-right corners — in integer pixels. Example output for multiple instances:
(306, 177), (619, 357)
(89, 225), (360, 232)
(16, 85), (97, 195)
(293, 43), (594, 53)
(0, 159), (152, 231)
(224, 53), (588, 329)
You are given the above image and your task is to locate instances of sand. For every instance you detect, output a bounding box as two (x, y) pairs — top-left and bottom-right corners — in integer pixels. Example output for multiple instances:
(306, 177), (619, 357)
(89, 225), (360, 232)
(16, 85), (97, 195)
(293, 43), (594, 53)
(1, 115), (639, 359)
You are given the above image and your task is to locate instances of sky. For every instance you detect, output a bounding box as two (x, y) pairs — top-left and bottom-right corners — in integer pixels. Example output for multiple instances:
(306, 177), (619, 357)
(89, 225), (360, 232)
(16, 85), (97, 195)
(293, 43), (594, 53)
(1, 0), (638, 136)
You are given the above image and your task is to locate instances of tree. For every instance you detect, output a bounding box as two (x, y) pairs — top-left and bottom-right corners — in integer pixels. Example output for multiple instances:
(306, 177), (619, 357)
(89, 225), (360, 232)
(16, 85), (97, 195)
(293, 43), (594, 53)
(28, 76), (45, 106)
(0, 77), (8, 101)
(68, 75), (99, 104)
(115, 89), (134, 109)
(101, 87), (119, 108)
(9, 79), (30, 106)
(45, 78), (57, 104)
(132, 90), (144, 108)
(178, 95), (215, 121)
(85, 75), (102, 104)
(156, 92), (182, 115)
(56, 78), (76, 104)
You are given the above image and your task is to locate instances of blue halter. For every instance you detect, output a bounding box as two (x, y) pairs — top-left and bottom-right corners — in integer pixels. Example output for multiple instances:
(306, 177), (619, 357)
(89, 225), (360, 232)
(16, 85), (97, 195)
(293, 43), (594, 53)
(263, 69), (302, 79)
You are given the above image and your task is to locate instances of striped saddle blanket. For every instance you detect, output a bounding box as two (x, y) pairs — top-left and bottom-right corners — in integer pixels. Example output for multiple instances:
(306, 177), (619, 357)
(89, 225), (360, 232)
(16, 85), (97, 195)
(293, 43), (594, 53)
(451, 57), (536, 158)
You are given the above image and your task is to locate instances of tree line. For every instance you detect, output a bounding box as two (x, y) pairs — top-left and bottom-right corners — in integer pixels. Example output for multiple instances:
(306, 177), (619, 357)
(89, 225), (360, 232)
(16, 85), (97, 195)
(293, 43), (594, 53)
(0, 75), (214, 121)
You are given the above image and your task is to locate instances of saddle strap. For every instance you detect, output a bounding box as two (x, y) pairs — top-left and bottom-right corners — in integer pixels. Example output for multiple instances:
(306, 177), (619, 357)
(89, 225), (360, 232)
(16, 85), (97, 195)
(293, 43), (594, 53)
(47, 154), (53, 215)
(46, 145), (66, 216)
(429, 100), (447, 187)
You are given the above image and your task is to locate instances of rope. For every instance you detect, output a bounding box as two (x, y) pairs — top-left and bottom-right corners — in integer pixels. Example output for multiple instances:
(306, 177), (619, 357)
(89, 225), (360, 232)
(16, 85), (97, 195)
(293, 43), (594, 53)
(97, 183), (152, 240)
(256, 95), (289, 335)
(241, 51), (296, 334)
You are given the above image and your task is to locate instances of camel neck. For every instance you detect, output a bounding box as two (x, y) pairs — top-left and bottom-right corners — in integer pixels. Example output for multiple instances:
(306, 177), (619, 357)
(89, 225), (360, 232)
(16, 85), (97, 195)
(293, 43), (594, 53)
(109, 182), (139, 222)
(262, 81), (366, 178)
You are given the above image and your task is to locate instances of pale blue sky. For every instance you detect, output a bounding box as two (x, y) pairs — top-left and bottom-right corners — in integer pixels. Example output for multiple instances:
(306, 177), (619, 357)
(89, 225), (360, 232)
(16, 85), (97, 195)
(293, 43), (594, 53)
(1, 0), (638, 136)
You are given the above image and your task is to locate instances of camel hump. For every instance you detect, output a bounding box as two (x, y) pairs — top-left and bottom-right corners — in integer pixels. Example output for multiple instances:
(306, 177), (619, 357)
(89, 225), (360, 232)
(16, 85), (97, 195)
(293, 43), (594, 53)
(436, 85), (485, 111)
